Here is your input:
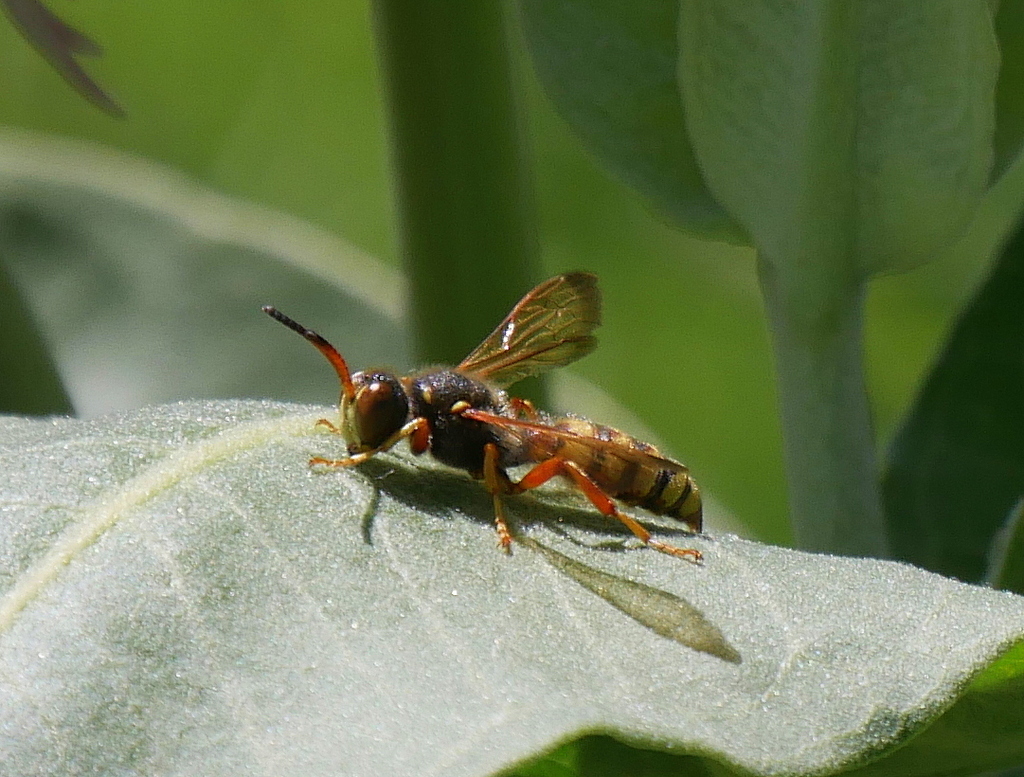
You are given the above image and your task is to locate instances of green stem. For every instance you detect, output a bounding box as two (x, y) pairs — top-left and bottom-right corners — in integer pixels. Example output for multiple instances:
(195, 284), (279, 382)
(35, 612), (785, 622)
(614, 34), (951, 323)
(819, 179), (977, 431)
(758, 258), (888, 557)
(371, 1), (541, 367)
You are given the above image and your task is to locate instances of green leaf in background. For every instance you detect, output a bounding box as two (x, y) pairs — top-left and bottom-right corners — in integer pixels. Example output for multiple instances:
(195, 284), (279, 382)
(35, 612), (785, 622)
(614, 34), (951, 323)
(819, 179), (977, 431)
(994, 0), (1024, 176)
(517, 0), (744, 243)
(0, 131), (408, 417)
(990, 499), (1024, 594)
(509, 736), (712, 777)
(884, 216), (1024, 585)
(3, 401), (1024, 776)
(0, 254), (72, 415)
(678, 1), (997, 280)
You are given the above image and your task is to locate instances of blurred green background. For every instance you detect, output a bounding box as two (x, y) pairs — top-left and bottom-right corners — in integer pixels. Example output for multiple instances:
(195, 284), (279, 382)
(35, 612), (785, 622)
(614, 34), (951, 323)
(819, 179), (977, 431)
(0, 1), (1004, 546)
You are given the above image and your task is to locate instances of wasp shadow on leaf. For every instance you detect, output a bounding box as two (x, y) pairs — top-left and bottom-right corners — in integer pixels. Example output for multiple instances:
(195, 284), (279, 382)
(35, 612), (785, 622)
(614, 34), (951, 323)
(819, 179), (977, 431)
(517, 534), (739, 663)
(345, 452), (705, 558)
(336, 454), (496, 545)
(333, 453), (735, 662)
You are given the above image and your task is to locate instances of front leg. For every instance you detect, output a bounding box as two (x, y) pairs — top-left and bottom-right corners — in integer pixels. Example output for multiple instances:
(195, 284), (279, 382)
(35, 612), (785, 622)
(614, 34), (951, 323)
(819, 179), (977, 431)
(482, 442), (515, 552)
(310, 417), (431, 468)
(315, 418), (341, 434)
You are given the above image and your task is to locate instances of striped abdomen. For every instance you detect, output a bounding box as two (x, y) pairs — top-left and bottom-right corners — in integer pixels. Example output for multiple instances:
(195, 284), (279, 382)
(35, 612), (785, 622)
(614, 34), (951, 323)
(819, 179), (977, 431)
(520, 417), (702, 533)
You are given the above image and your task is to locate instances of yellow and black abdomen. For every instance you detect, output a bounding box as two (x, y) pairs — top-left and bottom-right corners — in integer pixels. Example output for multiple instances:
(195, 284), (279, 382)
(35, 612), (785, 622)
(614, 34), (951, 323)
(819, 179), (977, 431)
(633, 459), (702, 533)
(537, 418), (703, 533)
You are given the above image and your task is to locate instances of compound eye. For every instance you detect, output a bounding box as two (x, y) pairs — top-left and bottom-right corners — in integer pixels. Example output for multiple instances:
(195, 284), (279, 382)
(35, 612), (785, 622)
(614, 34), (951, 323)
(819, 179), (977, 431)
(353, 376), (408, 449)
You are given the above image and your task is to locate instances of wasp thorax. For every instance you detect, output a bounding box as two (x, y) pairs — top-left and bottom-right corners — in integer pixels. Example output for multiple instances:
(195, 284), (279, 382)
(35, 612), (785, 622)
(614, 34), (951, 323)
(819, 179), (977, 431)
(346, 371), (409, 452)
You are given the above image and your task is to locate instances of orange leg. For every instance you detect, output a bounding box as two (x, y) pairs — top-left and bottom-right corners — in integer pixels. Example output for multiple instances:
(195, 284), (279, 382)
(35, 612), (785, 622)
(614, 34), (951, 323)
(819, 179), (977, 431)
(315, 418), (341, 434)
(510, 457), (702, 563)
(310, 417), (430, 468)
(482, 443), (515, 552)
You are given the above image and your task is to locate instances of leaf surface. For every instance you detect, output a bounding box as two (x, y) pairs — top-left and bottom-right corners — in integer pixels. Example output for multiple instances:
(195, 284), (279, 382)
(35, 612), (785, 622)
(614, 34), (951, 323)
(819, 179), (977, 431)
(2, 401), (1024, 776)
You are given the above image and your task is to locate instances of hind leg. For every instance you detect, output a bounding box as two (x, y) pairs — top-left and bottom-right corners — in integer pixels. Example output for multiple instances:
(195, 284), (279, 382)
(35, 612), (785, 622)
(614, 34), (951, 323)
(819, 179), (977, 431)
(509, 457), (702, 563)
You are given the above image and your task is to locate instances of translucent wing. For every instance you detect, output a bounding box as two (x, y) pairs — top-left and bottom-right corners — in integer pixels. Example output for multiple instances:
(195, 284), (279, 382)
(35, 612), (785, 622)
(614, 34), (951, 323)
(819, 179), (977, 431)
(461, 409), (688, 472)
(457, 272), (601, 387)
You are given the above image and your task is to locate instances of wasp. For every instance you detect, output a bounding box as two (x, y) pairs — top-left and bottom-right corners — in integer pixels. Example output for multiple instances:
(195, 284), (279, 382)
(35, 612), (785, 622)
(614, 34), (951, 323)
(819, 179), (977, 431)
(263, 272), (702, 561)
